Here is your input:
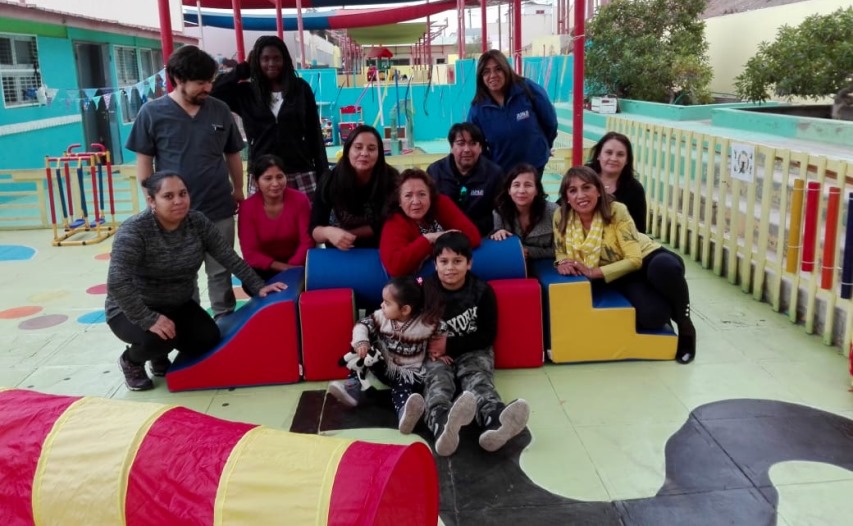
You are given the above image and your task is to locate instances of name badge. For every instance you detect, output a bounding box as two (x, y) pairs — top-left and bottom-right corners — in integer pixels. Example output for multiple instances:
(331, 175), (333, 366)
(516, 110), (530, 121)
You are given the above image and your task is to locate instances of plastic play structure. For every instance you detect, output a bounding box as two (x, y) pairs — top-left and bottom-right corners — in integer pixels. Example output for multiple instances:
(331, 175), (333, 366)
(0, 388), (439, 525)
(44, 143), (117, 246)
(163, 238), (675, 392)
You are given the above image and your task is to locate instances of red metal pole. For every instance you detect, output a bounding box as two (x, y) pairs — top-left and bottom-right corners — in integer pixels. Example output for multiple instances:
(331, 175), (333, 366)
(457, 0), (465, 59)
(512, 0), (521, 74)
(572, 0), (586, 165)
(296, 0), (307, 68)
(275, 0), (283, 40)
(481, 0), (487, 53)
(426, 0), (432, 66)
(157, 0), (174, 91)
(231, 0), (246, 62)
(821, 187), (841, 289)
(802, 181), (821, 272)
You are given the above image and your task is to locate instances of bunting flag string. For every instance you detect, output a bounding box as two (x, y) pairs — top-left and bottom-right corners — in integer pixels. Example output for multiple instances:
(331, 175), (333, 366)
(47, 68), (167, 110)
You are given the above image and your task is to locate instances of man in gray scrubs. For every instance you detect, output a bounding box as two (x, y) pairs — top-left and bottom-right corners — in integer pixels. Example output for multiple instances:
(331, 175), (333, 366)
(127, 45), (245, 318)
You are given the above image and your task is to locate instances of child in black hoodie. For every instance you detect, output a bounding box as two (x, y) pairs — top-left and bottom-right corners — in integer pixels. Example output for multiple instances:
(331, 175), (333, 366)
(423, 232), (530, 456)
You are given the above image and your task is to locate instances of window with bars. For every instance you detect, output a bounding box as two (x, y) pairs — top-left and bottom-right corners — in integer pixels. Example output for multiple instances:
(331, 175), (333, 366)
(117, 46), (163, 123)
(0, 33), (43, 108)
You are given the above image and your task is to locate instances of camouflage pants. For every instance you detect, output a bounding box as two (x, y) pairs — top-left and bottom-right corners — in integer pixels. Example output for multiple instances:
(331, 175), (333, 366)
(423, 347), (503, 428)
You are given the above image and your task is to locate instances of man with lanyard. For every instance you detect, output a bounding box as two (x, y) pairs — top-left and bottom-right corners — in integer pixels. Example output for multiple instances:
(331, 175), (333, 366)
(427, 123), (503, 236)
(127, 45), (245, 319)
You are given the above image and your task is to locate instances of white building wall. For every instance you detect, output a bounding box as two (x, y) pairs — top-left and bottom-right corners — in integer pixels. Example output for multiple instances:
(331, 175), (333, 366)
(183, 25), (337, 68)
(22, 0), (183, 31)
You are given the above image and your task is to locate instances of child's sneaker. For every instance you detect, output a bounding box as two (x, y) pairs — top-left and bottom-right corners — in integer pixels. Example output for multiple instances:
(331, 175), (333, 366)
(433, 391), (476, 456)
(398, 393), (425, 434)
(118, 350), (154, 391)
(478, 399), (530, 452)
(328, 377), (362, 407)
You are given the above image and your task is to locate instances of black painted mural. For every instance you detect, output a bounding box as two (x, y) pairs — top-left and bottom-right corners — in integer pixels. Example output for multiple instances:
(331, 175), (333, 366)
(291, 391), (853, 525)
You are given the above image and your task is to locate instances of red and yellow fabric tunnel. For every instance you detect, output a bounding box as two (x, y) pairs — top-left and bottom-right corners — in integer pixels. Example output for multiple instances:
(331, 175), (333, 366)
(0, 388), (439, 525)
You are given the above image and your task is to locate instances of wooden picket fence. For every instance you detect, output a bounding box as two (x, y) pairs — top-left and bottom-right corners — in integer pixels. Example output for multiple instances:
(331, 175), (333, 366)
(610, 117), (853, 351)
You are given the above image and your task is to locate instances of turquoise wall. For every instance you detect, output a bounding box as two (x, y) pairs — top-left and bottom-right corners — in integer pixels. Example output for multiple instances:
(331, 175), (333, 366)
(711, 108), (853, 148)
(0, 35), (87, 170)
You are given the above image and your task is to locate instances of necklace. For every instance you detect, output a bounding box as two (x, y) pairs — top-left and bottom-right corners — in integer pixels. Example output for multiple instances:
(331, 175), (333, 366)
(390, 318), (414, 339)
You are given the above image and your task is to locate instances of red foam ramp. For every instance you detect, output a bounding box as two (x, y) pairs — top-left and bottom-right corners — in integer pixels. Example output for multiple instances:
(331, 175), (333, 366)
(299, 288), (355, 381)
(166, 268), (303, 391)
(490, 278), (544, 369)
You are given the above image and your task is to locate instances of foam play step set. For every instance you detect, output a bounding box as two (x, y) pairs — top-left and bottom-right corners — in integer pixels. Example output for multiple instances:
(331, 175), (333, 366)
(165, 239), (676, 391)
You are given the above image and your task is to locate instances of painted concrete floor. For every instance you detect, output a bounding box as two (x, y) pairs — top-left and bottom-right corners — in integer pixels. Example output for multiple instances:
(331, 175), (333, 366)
(2, 229), (853, 525)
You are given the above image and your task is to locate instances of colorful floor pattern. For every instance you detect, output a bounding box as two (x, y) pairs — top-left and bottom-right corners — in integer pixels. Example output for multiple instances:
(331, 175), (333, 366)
(2, 229), (853, 525)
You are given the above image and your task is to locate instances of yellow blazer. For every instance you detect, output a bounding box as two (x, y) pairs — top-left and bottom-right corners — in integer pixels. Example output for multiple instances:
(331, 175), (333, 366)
(553, 202), (660, 283)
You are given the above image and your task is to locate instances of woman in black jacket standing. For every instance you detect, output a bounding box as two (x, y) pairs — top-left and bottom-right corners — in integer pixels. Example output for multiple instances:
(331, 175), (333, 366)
(212, 36), (328, 200)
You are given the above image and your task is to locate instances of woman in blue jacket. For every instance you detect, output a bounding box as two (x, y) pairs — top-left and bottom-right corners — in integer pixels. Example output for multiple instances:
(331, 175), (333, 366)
(467, 50), (558, 177)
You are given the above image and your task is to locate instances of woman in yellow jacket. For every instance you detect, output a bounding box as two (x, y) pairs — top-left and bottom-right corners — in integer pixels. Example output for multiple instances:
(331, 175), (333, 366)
(552, 166), (695, 364)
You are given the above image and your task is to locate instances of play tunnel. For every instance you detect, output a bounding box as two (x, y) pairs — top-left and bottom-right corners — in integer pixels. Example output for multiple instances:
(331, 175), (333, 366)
(0, 388), (438, 525)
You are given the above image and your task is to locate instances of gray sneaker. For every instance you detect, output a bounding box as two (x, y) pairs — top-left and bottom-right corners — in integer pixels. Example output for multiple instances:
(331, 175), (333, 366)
(118, 350), (154, 391)
(478, 399), (530, 452)
(398, 393), (425, 434)
(434, 391), (477, 456)
(328, 377), (363, 407)
(149, 356), (171, 377)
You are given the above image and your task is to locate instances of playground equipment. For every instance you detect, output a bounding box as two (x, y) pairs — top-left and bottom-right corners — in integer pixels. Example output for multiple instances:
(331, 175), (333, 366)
(44, 143), (117, 246)
(338, 104), (364, 143)
(0, 388), (439, 525)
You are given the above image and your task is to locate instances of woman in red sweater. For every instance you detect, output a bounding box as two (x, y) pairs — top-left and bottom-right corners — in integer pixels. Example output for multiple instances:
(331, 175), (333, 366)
(380, 169), (481, 277)
(238, 154), (314, 280)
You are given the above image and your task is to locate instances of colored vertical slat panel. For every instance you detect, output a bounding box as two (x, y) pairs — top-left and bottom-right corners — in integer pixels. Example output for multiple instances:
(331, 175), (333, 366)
(214, 428), (352, 525)
(0, 389), (80, 526)
(801, 181), (821, 272)
(328, 441), (439, 526)
(821, 187), (841, 289)
(126, 407), (257, 526)
(33, 398), (171, 526)
(841, 193), (853, 300)
(786, 179), (806, 274)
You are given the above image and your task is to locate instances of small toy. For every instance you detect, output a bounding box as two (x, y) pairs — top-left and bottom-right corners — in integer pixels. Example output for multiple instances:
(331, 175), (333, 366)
(339, 346), (383, 390)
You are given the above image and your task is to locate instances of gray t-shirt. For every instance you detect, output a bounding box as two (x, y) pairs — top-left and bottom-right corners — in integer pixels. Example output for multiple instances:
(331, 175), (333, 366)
(105, 209), (266, 329)
(126, 96), (244, 221)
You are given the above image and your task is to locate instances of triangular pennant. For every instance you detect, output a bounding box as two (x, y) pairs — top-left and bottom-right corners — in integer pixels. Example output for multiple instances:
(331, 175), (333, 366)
(103, 93), (112, 109)
(148, 77), (157, 92)
(67, 89), (79, 100)
(83, 88), (98, 100)
(136, 82), (147, 95)
(159, 69), (166, 84)
(93, 95), (102, 108)
(47, 88), (58, 99)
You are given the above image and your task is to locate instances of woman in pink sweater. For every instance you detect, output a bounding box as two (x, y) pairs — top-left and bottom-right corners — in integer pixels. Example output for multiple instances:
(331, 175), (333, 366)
(380, 169), (481, 277)
(238, 155), (314, 280)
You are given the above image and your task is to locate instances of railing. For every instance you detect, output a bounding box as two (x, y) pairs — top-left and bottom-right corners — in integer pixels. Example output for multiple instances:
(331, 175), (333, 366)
(610, 117), (853, 352)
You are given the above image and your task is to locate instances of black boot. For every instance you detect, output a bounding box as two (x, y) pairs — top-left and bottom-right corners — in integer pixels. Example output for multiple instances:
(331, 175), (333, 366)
(675, 305), (696, 364)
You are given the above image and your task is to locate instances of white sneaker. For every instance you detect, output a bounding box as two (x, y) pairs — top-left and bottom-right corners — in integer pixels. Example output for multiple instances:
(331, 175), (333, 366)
(435, 391), (477, 456)
(478, 399), (530, 452)
(398, 393), (425, 434)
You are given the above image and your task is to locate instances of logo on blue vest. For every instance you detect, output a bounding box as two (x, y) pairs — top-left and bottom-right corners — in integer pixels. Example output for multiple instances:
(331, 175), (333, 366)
(516, 110), (530, 121)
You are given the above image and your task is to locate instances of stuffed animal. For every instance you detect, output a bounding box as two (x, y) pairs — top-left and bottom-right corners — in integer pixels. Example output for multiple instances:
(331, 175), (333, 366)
(338, 346), (383, 390)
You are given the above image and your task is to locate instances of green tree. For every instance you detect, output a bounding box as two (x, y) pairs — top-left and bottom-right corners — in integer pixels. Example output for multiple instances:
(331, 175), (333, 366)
(734, 7), (853, 118)
(585, 0), (713, 105)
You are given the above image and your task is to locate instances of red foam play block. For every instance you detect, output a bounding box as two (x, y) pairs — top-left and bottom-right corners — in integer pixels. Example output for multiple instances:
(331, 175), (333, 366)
(489, 278), (544, 369)
(166, 301), (301, 392)
(299, 289), (355, 381)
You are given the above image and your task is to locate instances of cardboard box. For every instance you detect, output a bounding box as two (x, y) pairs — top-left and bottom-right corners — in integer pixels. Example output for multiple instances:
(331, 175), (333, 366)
(591, 96), (618, 114)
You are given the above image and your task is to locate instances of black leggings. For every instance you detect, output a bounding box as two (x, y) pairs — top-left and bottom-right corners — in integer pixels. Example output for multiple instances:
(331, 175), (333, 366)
(607, 248), (690, 331)
(107, 301), (221, 364)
